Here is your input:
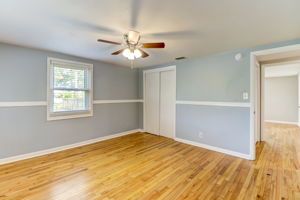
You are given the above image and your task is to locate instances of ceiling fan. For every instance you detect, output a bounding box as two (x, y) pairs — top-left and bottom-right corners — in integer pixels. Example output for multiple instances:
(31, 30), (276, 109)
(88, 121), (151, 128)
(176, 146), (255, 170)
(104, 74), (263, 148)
(97, 30), (165, 60)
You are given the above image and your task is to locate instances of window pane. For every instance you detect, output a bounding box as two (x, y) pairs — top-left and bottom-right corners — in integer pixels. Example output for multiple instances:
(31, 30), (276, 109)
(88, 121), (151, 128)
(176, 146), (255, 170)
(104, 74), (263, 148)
(53, 65), (86, 89)
(53, 90), (87, 112)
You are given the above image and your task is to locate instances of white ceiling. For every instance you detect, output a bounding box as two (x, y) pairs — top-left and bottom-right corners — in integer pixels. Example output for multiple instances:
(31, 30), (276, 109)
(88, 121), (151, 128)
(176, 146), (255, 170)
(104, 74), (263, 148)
(0, 0), (300, 68)
(265, 62), (300, 78)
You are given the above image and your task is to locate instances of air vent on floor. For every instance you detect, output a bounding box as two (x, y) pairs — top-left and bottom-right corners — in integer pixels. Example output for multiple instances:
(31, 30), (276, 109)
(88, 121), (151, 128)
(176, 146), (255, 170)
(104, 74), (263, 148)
(175, 57), (187, 60)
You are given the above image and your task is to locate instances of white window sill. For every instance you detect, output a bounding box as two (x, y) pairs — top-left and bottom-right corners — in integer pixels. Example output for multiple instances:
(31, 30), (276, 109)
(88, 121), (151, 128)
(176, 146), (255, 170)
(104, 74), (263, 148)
(47, 111), (93, 121)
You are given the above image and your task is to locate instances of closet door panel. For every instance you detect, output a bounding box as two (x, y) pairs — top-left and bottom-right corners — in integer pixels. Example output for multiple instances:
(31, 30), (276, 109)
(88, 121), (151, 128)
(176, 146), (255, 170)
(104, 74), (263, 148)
(160, 70), (176, 138)
(144, 72), (160, 135)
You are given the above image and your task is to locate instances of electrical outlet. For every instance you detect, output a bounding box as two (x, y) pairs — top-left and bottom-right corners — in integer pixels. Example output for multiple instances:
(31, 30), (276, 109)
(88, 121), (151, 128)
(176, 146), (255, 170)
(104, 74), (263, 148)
(198, 132), (204, 138)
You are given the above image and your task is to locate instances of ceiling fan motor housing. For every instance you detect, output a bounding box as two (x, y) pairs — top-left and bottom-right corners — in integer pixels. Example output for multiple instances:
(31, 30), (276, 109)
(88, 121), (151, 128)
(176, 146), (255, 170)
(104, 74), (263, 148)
(127, 30), (140, 45)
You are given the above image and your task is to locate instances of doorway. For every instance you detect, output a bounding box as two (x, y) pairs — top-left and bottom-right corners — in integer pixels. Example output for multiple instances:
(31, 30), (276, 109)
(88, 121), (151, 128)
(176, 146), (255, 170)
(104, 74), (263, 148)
(263, 63), (299, 138)
(251, 44), (300, 160)
(143, 66), (176, 139)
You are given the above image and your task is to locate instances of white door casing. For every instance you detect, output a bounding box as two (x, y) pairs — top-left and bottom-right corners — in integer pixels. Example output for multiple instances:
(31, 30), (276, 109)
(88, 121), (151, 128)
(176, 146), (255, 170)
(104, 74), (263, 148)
(255, 61), (261, 142)
(298, 74), (300, 126)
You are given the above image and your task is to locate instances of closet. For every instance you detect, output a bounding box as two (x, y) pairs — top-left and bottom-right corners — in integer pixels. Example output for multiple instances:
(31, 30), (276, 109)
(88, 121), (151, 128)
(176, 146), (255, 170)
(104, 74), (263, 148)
(144, 66), (176, 138)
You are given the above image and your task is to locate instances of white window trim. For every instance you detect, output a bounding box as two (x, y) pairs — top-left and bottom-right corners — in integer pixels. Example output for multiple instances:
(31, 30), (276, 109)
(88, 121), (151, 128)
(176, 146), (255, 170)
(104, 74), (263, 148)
(47, 57), (93, 121)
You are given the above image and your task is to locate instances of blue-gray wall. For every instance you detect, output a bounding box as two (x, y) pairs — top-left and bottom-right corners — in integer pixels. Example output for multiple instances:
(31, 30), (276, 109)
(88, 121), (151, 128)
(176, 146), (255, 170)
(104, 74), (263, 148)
(140, 38), (300, 155)
(0, 43), (140, 159)
(2, 37), (300, 159)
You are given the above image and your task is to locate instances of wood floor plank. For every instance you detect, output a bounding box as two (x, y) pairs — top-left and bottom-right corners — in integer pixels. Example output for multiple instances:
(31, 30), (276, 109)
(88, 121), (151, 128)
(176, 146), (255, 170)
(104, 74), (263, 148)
(0, 123), (299, 200)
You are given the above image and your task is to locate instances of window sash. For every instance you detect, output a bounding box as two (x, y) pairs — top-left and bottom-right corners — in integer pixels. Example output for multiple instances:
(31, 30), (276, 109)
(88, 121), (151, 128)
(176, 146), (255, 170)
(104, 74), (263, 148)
(49, 89), (91, 114)
(52, 66), (89, 90)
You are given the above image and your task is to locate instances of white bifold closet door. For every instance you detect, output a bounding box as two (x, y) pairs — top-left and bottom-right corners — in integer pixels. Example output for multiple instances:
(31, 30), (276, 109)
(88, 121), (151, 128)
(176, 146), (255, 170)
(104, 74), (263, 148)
(144, 68), (175, 138)
(159, 70), (176, 138)
(144, 72), (160, 135)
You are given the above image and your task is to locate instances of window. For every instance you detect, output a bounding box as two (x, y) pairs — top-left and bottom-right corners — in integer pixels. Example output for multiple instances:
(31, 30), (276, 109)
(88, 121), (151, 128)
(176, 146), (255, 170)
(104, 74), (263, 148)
(47, 57), (93, 120)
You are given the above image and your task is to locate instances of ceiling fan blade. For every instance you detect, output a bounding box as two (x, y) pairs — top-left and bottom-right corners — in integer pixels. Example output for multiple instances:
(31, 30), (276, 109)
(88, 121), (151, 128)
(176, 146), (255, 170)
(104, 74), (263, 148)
(97, 39), (121, 45)
(139, 49), (149, 58)
(142, 42), (165, 48)
(111, 49), (125, 55)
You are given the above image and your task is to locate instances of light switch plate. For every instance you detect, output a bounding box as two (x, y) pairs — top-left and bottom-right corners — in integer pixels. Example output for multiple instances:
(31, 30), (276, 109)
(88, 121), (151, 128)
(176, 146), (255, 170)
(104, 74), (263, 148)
(243, 92), (249, 100)
(198, 132), (204, 138)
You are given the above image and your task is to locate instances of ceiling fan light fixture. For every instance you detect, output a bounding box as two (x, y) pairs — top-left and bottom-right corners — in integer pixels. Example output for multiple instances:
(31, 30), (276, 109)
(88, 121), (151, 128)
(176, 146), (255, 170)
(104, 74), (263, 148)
(122, 48), (143, 60)
(123, 48), (135, 60)
(97, 30), (164, 62)
(134, 49), (142, 58)
(122, 48), (131, 58)
(127, 53), (135, 60)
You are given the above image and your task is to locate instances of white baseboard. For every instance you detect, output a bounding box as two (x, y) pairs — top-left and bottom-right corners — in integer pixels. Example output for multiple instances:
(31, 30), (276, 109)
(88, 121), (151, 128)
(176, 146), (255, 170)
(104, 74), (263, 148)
(175, 138), (252, 160)
(265, 120), (298, 125)
(0, 129), (142, 165)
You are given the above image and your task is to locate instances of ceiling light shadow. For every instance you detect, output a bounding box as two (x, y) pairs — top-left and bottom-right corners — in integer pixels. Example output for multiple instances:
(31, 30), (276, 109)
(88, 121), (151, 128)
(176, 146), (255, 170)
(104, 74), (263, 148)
(144, 30), (202, 38)
(130, 0), (143, 29)
(55, 15), (121, 35)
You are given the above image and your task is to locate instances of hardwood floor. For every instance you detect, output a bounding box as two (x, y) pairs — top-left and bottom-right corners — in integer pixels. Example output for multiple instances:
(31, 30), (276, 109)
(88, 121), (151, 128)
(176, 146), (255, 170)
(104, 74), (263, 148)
(0, 123), (299, 200)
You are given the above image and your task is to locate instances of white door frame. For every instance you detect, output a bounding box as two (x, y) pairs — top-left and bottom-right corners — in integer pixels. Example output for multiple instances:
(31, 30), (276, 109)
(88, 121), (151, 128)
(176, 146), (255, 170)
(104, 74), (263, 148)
(250, 43), (300, 160)
(143, 65), (176, 139)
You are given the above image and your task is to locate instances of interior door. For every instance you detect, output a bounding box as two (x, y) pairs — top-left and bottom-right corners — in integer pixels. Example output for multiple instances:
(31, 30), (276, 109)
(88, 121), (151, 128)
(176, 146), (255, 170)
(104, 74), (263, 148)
(144, 72), (160, 135)
(160, 70), (176, 138)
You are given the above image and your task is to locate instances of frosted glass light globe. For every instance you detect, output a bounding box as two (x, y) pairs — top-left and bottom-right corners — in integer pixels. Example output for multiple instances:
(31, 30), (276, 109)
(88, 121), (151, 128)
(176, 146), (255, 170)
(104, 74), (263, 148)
(134, 49), (142, 58)
(122, 48), (131, 58)
(127, 53), (135, 60)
